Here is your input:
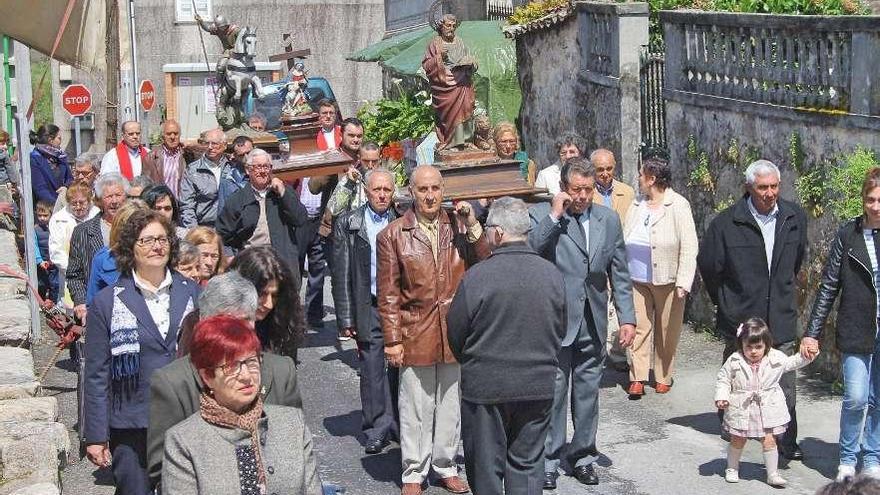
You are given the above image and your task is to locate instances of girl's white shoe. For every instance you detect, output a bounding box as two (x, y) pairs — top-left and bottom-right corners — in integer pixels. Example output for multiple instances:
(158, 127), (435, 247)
(836, 465), (856, 482)
(725, 468), (740, 483)
(767, 472), (787, 487)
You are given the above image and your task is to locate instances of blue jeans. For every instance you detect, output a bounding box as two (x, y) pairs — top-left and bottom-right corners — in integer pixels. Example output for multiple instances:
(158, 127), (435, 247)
(840, 346), (880, 467)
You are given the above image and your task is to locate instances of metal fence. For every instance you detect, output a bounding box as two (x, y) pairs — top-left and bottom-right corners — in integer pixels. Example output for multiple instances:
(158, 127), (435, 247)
(640, 48), (667, 157)
(487, 0), (515, 20)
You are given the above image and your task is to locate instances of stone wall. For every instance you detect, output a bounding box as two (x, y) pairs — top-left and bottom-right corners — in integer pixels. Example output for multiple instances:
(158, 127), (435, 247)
(513, 2), (648, 182)
(514, 14), (580, 168)
(0, 230), (68, 495)
(662, 10), (880, 379)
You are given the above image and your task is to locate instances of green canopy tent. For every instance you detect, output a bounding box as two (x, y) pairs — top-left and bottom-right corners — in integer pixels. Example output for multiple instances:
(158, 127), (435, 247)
(348, 21), (521, 126)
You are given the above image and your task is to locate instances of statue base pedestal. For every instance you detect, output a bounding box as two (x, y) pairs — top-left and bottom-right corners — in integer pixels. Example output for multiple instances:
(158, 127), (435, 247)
(272, 149), (354, 182)
(279, 113), (321, 155)
(433, 150), (547, 200)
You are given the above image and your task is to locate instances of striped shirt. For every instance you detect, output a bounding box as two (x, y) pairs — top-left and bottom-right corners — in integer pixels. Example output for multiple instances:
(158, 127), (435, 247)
(162, 146), (182, 197)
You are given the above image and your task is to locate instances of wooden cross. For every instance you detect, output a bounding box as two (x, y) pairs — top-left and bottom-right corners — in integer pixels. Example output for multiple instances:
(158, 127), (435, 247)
(268, 33), (312, 71)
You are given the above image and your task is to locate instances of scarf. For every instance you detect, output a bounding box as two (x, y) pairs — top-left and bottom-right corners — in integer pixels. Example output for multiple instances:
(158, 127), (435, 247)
(200, 393), (267, 494)
(116, 141), (147, 180)
(36, 143), (67, 164)
(109, 287), (141, 382)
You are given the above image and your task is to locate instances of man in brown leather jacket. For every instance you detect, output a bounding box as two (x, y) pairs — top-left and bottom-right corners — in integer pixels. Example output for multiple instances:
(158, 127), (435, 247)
(377, 165), (489, 495)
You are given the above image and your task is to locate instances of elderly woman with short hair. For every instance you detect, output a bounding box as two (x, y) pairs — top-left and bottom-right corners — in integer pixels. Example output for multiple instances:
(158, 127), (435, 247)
(83, 208), (200, 494)
(623, 157), (698, 397)
(161, 315), (322, 495)
(494, 122), (536, 185)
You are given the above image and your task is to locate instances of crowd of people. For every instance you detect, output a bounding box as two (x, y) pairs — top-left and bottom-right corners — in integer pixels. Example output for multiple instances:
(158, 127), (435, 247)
(2, 100), (877, 495)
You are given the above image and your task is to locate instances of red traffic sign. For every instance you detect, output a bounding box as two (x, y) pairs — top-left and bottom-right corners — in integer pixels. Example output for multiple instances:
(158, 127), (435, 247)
(139, 80), (156, 112)
(61, 84), (92, 118)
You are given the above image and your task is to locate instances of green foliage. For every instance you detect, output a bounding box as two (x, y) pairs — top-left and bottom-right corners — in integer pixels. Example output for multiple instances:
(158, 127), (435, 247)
(508, 0), (571, 25)
(30, 57), (53, 129)
(827, 146), (880, 219)
(357, 91), (434, 146)
(648, 0), (868, 50)
(714, 195), (735, 213)
(724, 138), (739, 165)
(794, 168), (827, 218)
(688, 150), (715, 192)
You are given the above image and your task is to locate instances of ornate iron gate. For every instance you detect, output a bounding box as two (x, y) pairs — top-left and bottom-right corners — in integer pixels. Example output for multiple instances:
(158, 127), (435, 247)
(639, 48), (667, 157)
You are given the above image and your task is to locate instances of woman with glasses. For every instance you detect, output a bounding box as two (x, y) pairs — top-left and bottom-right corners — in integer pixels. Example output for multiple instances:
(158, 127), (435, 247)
(185, 226), (227, 284)
(493, 121), (536, 185)
(142, 184), (188, 239)
(162, 315), (322, 495)
(86, 201), (148, 305)
(83, 208), (200, 494)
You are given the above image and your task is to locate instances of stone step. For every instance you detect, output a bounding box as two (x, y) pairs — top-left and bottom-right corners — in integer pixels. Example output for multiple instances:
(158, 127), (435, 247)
(0, 299), (32, 348)
(0, 397), (59, 423)
(0, 347), (39, 399)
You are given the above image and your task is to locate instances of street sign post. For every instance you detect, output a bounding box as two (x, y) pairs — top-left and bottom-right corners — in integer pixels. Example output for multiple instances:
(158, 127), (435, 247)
(139, 79), (155, 141)
(61, 84), (92, 157)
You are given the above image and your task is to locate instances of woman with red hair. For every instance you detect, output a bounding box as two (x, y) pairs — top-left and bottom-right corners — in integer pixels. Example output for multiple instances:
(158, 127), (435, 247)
(161, 315), (322, 495)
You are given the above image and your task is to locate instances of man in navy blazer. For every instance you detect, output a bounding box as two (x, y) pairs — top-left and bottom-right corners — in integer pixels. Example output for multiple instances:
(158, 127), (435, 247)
(84, 271), (199, 495)
(528, 158), (636, 488)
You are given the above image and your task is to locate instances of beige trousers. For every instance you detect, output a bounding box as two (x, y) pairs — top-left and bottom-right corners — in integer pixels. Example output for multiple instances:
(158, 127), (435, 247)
(399, 363), (461, 483)
(629, 282), (686, 385)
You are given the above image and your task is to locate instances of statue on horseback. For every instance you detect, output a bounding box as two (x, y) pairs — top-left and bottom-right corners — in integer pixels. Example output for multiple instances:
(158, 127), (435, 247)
(196, 13), (266, 131)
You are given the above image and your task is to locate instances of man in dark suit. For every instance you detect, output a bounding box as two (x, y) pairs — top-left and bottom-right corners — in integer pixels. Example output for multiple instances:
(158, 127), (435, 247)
(528, 158), (636, 488)
(146, 271), (303, 490)
(332, 168), (399, 455)
(448, 197), (567, 495)
(66, 172), (129, 322)
(697, 159), (808, 460)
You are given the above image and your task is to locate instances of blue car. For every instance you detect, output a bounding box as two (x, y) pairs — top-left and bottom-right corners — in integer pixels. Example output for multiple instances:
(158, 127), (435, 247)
(244, 76), (338, 133)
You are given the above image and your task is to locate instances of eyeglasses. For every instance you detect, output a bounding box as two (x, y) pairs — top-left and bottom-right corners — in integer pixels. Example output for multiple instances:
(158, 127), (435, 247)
(136, 235), (170, 247)
(206, 140), (225, 148)
(69, 200), (89, 207)
(249, 164), (272, 171)
(217, 355), (261, 377)
(73, 169), (95, 177)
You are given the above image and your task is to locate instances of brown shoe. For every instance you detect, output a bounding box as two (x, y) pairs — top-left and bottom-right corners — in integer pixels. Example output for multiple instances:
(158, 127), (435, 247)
(401, 482), (423, 495)
(655, 383), (672, 394)
(627, 381), (645, 397)
(438, 475), (471, 493)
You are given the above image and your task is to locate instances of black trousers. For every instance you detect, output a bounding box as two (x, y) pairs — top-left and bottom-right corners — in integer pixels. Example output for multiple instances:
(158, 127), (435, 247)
(462, 399), (553, 495)
(356, 304), (399, 442)
(109, 427), (150, 495)
(298, 216), (327, 324)
(719, 340), (798, 449)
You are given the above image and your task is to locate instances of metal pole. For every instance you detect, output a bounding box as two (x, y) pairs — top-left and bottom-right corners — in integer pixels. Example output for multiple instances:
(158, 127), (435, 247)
(12, 41), (39, 342)
(191, 0), (217, 101)
(73, 116), (81, 156)
(128, 0), (140, 122)
(2, 36), (12, 139)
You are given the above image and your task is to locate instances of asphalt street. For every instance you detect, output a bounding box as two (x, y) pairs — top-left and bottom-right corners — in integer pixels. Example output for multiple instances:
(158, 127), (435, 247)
(36, 280), (842, 494)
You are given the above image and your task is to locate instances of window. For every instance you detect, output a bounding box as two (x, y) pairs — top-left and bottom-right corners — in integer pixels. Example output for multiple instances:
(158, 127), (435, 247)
(175, 0), (211, 24)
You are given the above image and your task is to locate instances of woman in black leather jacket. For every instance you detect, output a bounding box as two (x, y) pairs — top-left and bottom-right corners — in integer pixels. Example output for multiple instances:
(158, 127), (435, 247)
(803, 167), (880, 482)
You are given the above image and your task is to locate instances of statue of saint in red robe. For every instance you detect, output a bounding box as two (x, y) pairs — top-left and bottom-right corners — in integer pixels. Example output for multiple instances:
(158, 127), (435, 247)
(421, 14), (479, 150)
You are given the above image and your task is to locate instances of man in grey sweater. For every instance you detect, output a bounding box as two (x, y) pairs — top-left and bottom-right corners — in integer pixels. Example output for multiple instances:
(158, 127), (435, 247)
(447, 197), (567, 495)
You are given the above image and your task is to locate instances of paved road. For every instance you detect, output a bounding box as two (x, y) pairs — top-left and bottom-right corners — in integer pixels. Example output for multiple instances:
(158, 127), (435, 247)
(36, 282), (841, 494)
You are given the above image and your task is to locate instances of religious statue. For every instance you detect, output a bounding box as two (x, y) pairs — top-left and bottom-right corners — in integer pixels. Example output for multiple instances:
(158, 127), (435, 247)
(281, 62), (313, 119)
(472, 113), (494, 151)
(421, 13), (478, 151)
(196, 13), (265, 131)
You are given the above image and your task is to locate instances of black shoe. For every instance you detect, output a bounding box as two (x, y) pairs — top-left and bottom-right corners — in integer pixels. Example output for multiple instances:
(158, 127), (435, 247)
(364, 437), (388, 455)
(779, 446), (804, 461)
(573, 465), (599, 485)
(542, 472), (557, 490)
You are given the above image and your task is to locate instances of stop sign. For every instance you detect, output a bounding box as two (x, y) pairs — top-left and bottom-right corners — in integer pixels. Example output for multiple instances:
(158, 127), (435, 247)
(139, 80), (156, 112)
(61, 84), (92, 117)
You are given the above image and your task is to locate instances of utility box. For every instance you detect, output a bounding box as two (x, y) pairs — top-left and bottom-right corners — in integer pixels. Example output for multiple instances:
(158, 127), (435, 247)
(162, 62), (282, 140)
